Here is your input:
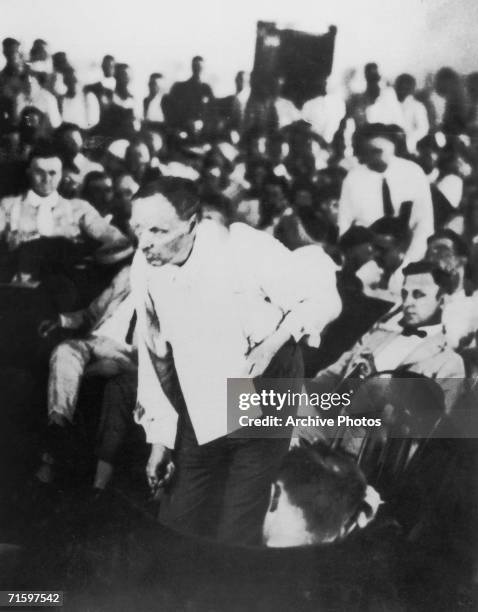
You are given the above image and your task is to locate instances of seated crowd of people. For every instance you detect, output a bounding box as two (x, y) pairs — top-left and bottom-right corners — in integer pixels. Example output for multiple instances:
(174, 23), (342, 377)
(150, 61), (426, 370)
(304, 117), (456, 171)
(0, 34), (477, 608)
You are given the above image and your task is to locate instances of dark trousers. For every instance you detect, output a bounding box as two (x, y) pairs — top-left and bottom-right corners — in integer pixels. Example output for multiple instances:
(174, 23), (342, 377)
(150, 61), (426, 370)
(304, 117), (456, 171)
(96, 371), (139, 463)
(159, 340), (304, 546)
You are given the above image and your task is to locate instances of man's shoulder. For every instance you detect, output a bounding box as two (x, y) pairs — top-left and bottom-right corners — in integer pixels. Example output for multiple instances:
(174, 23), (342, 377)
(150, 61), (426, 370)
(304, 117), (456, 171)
(391, 156), (426, 179)
(0, 193), (22, 209)
(62, 196), (98, 216)
(228, 221), (288, 257)
(343, 163), (371, 182)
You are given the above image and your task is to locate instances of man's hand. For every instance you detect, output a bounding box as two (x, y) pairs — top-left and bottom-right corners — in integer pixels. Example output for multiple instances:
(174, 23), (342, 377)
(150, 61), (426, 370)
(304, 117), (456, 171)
(38, 318), (61, 339)
(146, 443), (175, 494)
(245, 326), (292, 378)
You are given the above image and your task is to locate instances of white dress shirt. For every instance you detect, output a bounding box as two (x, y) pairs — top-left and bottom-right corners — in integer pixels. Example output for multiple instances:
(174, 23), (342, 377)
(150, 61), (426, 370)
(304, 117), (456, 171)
(62, 93), (99, 130)
(14, 88), (61, 128)
(144, 94), (165, 122)
(436, 174), (463, 209)
(338, 156), (434, 263)
(26, 190), (57, 236)
(302, 93), (346, 143)
(364, 87), (404, 127)
(374, 323), (442, 371)
(274, 97), (301, 129)
(133, 220), (341, 447)
(400, 95), (430, 153)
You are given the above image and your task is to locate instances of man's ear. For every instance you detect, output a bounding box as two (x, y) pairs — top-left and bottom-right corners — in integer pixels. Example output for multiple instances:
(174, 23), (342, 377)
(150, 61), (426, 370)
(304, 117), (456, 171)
(268, 482), (282, 513)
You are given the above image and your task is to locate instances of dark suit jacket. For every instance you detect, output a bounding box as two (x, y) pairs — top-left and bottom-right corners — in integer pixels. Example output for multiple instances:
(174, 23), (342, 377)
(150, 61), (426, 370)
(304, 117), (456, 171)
(167, 78), (214, 129)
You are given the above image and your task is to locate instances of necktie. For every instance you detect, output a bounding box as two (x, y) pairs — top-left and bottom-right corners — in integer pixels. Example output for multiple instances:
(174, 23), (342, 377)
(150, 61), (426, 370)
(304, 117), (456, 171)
(125, 310), (137, 345)
(382, 178), (394, 218)
(400, 326), (427, 338)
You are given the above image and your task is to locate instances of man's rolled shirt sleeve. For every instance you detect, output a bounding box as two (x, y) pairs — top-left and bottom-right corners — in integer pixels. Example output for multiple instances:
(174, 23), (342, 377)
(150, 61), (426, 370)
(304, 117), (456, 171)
(252, 233), (341, 347)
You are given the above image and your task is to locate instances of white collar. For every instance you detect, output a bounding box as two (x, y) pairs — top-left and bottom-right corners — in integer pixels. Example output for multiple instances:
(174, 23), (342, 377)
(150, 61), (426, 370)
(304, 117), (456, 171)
(101, 76), (116, 90)
(26, 189), (59, 209)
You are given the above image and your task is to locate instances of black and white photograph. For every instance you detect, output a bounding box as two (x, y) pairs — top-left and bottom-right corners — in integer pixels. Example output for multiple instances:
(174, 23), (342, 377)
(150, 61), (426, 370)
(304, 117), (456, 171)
(0, 0), (477, 610)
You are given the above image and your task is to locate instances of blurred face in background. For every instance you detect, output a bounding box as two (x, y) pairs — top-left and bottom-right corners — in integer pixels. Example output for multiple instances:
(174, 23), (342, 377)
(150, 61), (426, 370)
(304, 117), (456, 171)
(114, 174), (139, 219)
(363, 136), (395, 173)
(319, 196), (340, 227)
(86, 176), (114, 213)
(102, 56), (115, 79)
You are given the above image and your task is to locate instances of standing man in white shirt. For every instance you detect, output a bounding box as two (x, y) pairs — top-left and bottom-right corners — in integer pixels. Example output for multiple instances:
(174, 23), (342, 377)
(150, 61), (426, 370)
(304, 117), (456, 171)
(338, 123), (434, 264)
(302, 77), (346, 145)
(395, 74), (430, 154)
(130, 177), (341, 544)
(143, 73), (165, 125)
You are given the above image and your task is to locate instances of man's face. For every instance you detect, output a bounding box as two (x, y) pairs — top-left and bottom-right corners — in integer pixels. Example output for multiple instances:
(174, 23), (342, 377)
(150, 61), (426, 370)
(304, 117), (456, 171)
(395, 79), (414, 103)
(102, 57), (115, 78)
(29, 156), (62, 197)
(88, 177), (114, 210)
(62, 129), (83, 157)
(149, 76), (162, 96)
(60, 168), (81, 198)
(374, 234), (403, 272)
(319, 197), (339, 226)
(192, 58), (203, 79)
(401, 272), (442, 327)
(364, 137), (395, 173)
(131, 195), (197, 266)
(426, 237), (463, 292)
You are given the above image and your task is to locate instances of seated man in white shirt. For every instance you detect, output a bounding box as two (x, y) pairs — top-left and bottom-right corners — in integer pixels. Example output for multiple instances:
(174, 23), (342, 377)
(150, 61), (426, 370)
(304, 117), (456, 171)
(35, 264), (136, 484)
(130, 177), (341, 545)
(307, 261), (464, 419)
(338, 123), (434, 265)
(0, 142), (132, 283)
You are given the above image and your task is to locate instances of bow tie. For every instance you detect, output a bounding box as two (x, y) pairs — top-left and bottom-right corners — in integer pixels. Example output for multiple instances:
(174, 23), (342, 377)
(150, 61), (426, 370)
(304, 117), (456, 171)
(400, 327), (427, 338)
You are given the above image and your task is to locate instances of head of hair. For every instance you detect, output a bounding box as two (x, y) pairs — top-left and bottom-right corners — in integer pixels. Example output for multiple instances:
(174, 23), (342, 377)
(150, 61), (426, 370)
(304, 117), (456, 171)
(364, 62), (380, 81)
(2, 37), (20, 52)
(192, 55), (204, 63)
(339, 226), (375, 251)
(356, 122), (400, 146)
(317, 182), (341, 202)
(370, 217), (407, 243)
(427, 228), (469, 259)
(135, 176), (201, 221)
(54, 122), (82, 138)
(277, 442), (367, 542)
(402, 260), (454, 295)
(28, 140), (62, 166)
(395, 73), (416, 91)
(149, 72), (163, 81)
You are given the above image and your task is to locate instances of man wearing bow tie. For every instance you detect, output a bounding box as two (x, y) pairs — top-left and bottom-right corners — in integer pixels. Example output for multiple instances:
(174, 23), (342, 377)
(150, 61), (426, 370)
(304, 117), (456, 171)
(310, 260), (464, 413)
